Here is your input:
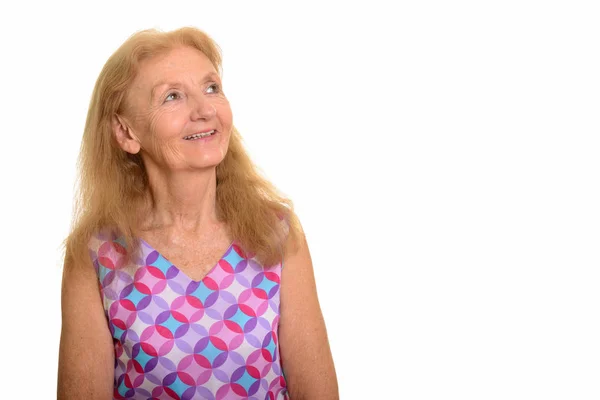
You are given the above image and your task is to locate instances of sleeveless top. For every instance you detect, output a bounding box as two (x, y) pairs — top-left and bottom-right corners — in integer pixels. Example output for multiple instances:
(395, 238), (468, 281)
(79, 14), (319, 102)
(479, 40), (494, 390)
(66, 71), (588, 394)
(88, 229), (289, 400)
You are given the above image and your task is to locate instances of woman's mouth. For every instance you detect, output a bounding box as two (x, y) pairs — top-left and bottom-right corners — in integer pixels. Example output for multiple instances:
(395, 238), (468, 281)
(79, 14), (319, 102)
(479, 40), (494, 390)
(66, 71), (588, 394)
(183, 130), (216, 140)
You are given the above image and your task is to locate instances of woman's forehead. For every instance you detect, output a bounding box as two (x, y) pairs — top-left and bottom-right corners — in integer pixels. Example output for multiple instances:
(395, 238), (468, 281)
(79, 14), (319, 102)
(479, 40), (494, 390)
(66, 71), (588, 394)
(138, 47), (215, 81)
(129, 47), (218, 98)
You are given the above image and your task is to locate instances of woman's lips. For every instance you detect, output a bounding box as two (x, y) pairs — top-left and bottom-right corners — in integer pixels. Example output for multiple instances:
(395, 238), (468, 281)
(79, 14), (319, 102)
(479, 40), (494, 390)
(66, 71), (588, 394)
(183, 130), (217, 140)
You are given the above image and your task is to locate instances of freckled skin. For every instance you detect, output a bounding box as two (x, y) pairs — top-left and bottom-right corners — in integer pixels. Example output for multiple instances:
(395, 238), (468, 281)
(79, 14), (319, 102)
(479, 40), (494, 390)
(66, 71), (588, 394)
(112, 46), (236, 277)
(59, 43), (338, 400)
(123, 46), (233, 172)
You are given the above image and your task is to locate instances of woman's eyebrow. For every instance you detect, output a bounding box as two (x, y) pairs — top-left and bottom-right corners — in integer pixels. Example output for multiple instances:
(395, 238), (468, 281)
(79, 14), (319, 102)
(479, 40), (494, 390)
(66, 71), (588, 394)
(150, 72), (221, 99)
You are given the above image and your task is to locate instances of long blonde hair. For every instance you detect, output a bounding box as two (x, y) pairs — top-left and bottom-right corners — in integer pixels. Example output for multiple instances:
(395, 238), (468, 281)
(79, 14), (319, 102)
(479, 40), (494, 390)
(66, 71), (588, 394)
(63, 26), (302, 270)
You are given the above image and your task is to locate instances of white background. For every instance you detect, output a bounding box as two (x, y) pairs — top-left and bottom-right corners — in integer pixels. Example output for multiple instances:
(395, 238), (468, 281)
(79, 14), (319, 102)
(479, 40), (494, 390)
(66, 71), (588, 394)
(0, 1), (598, 399)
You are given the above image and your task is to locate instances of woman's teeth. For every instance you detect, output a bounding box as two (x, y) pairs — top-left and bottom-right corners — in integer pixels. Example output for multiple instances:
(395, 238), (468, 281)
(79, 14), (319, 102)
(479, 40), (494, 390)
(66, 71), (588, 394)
(184, 130), (215, 140)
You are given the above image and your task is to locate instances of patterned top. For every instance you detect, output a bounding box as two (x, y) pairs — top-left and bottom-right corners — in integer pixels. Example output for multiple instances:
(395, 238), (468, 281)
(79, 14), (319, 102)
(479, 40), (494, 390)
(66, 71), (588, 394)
(88, 230), (289, 400)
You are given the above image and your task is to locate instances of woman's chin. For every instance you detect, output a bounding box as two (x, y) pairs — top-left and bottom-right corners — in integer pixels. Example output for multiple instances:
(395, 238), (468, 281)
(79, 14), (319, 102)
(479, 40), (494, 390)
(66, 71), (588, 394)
(184, 158), (226, 171)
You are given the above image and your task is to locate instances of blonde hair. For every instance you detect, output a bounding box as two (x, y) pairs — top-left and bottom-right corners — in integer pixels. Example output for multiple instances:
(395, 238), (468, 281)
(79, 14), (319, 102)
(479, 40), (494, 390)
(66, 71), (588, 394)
(63, 26), (302, 270)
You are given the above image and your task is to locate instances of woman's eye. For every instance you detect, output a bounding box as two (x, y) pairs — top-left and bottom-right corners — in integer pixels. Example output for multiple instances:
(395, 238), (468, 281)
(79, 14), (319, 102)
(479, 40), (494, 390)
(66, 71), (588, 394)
(207, 83), (221, 94)
(164, 92), (180, 102)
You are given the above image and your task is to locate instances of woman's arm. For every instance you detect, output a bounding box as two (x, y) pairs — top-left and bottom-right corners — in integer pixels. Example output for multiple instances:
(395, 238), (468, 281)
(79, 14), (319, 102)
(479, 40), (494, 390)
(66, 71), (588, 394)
(57, 254), (115, 400)
(279, 230), (339, 399)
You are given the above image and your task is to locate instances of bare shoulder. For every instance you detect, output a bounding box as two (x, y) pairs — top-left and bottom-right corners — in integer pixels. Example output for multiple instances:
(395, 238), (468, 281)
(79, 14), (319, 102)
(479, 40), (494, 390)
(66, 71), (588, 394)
(57, 249), (114, 399)
(279, 222), (339, 399)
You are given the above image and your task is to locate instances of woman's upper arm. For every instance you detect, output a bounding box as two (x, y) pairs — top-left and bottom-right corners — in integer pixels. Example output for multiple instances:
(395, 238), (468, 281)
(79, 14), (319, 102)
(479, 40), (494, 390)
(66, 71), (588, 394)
(57, 253), (114, 400)
(279, 230), (339, 400)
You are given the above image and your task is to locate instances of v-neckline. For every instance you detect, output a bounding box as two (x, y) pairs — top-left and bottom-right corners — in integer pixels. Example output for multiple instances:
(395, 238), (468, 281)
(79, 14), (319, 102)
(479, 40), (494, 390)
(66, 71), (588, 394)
(138, 237), (235, 284)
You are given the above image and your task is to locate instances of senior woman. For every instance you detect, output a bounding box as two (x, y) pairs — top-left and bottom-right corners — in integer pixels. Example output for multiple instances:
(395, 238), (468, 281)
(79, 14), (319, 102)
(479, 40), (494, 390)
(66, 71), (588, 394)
(57, 27), (338, 400)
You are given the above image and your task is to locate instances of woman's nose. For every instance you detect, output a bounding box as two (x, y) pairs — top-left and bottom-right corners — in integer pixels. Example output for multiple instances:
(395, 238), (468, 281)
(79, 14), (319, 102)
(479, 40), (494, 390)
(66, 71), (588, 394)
(190, 95), (216, 120)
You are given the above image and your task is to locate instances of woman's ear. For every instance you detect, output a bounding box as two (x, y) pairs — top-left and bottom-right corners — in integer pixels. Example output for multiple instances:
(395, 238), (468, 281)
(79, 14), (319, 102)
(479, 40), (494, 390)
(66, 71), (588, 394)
(112, 114), (141, 154)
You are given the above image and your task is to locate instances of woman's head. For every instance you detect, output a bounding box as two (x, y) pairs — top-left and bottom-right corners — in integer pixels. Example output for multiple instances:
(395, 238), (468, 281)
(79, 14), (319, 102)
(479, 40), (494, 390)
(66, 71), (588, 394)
(66, 27), (300, 270)
(87, 27), (230, 190)
(114, 45), (232, 173)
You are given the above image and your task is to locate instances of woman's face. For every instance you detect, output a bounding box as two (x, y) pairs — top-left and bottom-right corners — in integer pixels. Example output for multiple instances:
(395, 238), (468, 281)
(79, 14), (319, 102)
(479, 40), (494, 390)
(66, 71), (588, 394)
(118, 46), (232, 172)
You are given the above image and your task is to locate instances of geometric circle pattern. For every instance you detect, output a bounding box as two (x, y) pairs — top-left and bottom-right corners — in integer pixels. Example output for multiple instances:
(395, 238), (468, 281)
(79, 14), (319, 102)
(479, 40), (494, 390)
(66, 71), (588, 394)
(89, 228), (289, 399)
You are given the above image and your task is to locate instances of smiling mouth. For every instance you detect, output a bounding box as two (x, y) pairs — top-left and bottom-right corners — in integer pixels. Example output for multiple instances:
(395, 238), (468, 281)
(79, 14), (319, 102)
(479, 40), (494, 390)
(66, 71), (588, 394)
(183, 130), (216, 140)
